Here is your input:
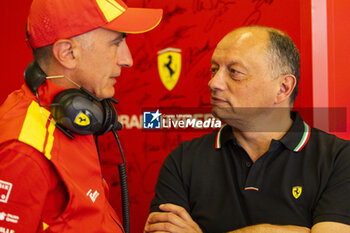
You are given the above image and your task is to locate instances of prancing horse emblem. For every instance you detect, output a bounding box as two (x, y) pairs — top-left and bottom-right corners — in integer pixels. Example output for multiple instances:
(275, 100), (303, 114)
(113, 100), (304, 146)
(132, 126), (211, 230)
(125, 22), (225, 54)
(157, 47), (182, 91)
(292, 186), (302, 199)
(74, 112), (90, 126)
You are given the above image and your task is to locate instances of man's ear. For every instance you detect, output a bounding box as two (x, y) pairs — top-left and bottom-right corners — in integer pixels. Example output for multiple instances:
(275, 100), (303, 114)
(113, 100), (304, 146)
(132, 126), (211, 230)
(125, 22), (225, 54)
(275, 74), (296, 105)
(52, 39), (79, 69)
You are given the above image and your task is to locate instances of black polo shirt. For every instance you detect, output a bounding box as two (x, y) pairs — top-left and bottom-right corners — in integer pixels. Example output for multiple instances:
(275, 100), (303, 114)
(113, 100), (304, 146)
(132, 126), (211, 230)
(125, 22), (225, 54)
(150, 112), (350, 232)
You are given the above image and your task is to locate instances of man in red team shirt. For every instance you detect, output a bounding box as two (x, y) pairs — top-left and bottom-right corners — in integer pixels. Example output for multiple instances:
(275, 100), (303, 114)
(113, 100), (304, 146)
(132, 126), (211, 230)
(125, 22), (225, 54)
(0, 0), (162, 232)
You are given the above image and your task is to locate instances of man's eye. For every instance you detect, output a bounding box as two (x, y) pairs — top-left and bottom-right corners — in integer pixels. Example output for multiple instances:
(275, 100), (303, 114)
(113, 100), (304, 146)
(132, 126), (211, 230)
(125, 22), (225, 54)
(114, 41), (122, 46)
(114, 39), (124, 47)
(230, 68), (239, 74)
(230, 68), (244, 76)
(211, 67), (218, 75)
(229, 68), (244, 81)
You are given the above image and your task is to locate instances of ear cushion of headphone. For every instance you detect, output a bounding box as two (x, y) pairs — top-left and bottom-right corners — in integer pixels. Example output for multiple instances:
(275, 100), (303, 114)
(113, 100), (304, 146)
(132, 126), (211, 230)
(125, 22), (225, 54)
(24, 61), (47, 95)
(94, 100), (117, 135)
(51, 89), (104, 135)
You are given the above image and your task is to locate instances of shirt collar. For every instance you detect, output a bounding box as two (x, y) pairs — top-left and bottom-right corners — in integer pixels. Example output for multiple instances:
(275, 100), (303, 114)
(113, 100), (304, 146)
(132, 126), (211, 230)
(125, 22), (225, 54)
(280, 111), (311, 152)
(215, 124), (234, 149)
(215, 112), (311, 152)
(24, 79), (67, 107)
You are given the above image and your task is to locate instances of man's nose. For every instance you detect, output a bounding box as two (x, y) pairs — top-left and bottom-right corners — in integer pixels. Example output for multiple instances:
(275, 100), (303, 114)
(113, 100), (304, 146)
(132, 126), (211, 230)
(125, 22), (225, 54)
(117, 41), (133, 68)
(208, 68), (226, 91)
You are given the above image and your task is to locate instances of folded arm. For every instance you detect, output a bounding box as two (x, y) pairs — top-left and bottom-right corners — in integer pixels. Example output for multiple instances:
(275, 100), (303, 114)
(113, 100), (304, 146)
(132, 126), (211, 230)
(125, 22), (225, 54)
(145, 204), (350, 233)
(144, 204), (311, 233)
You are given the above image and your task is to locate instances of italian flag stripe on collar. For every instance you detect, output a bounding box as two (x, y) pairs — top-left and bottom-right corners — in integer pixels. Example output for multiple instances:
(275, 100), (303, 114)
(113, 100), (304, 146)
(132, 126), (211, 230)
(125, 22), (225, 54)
(215, 125), (226, 149)
(215, 122), (311, 152)
(294, 121), (311, 152)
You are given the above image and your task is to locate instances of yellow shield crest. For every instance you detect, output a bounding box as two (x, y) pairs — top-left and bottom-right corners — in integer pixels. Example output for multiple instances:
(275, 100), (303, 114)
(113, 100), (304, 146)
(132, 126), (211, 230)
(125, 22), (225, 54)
(292, 186), (302, 199)
(157, 48), (182, 91)
(74, 112), (90, 126)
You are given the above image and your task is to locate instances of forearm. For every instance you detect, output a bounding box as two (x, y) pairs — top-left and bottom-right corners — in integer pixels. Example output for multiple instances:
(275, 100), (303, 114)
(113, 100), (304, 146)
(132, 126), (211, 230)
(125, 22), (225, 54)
(227, 224), (310, 233)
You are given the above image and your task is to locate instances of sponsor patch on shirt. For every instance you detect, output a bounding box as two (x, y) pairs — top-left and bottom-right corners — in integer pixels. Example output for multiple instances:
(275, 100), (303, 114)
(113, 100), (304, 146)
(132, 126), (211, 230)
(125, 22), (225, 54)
(0, 212), (19, 224)
(86, 189), (100, 203)
(0, 180), (13, 203)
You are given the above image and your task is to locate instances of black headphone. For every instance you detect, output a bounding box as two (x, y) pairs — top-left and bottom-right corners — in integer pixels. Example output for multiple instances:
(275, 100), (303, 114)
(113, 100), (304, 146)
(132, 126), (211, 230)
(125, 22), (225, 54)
(24, 61), (122, 139)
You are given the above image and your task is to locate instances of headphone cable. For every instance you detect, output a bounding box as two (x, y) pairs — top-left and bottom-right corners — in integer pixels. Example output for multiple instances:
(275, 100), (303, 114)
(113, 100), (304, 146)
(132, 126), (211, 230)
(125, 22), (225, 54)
(95, 130), (130, 233)
(111, 129), (130, 233)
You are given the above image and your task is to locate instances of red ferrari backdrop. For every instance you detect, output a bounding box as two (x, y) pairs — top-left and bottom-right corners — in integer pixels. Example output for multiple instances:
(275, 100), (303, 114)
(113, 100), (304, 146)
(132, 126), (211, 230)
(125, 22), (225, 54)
(0, 1), (317, 232)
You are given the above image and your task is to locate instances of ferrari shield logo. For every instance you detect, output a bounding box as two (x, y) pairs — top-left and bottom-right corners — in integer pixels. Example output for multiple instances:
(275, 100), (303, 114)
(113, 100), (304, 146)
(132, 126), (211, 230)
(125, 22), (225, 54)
(74, 112), (90, 126)
(292, 186), (302, 199)
(157, 48), (182, 91)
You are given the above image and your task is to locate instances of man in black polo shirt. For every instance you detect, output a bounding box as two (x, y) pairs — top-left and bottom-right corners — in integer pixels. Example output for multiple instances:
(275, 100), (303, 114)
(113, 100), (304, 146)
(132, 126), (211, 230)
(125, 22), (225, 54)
(144, 26), (350, 233)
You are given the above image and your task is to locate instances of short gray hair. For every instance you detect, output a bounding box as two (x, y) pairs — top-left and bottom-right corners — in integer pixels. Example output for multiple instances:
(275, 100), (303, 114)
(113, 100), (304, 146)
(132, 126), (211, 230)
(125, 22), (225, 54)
(266, 28), (300, 105)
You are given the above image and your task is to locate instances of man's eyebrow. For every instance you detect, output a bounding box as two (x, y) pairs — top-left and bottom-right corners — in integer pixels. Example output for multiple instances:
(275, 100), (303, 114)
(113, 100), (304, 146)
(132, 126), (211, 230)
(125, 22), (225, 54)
(211, 60), (238, 66)
(211, 59), (218, 65)
(227, 62), (239, 67)
(211, 60), (248, 72)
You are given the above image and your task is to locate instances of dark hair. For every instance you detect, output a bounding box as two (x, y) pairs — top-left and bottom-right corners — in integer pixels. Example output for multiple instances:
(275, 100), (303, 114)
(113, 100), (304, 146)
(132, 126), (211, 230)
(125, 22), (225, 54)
(266, 29), (300, 105)
(32, 45), (53, 67)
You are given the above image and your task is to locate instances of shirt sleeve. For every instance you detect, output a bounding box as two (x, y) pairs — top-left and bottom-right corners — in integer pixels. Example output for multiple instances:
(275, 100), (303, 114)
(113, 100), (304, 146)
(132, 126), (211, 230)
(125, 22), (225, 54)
(150, 143), (191, 213)
(0, 141), (51, 233)
(313, 141), (350, 226)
